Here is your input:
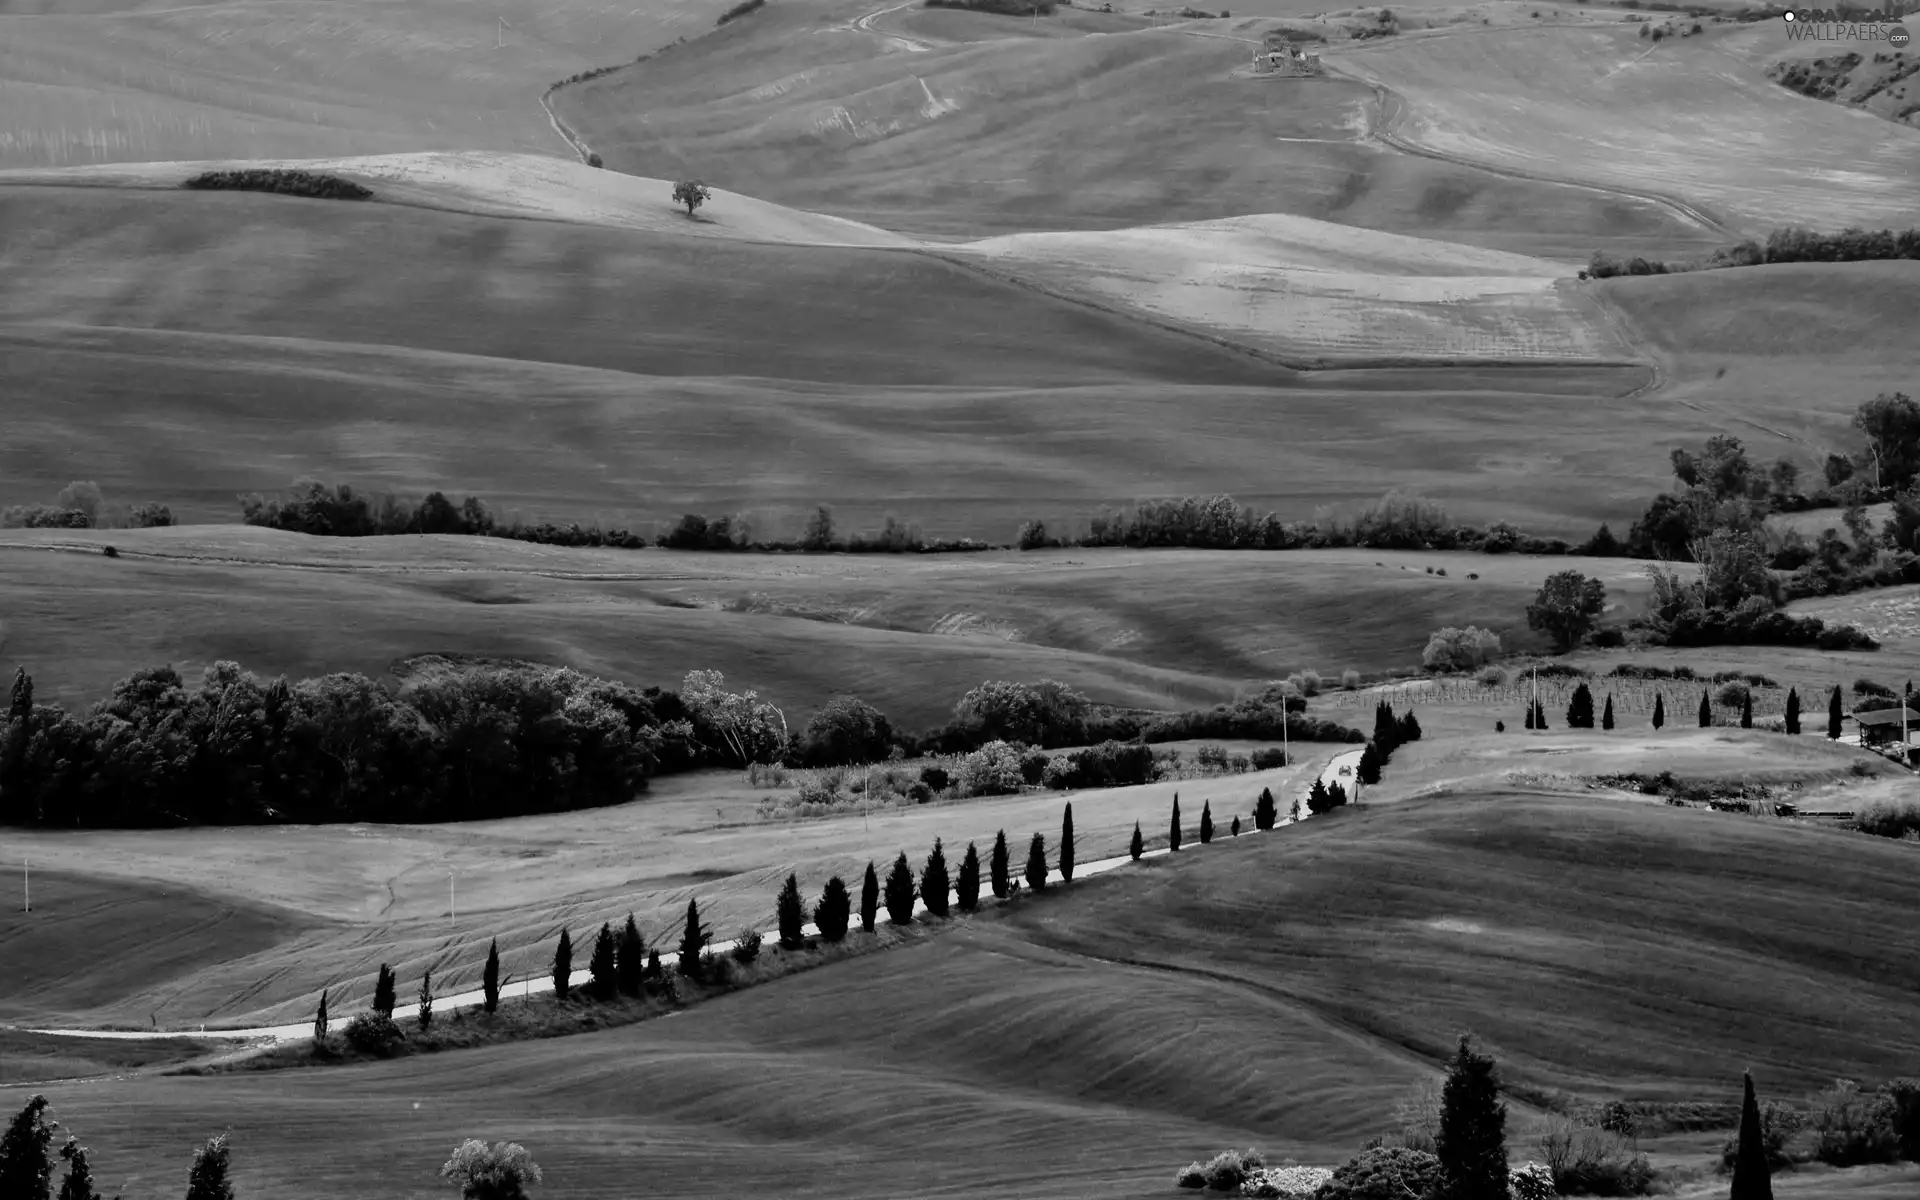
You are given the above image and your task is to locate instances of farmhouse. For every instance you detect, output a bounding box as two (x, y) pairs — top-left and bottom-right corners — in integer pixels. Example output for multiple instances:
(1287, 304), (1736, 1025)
(1852, 705), (1919, 750)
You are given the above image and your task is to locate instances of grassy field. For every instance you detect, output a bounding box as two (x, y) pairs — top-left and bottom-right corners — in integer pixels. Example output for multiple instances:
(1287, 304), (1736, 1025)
(7, 790), (1918, 1197)
(0, 530), (1684, 716)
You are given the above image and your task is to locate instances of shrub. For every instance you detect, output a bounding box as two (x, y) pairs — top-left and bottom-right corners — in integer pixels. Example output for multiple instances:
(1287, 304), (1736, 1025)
(1809, 1079), (1901, 1166)
(1715, 680), (1751, 709)
(127, 501), (174, 528)
(919, 765), (950, 791)
(1176, 1162), (1207, 1189)
(1315, 1146), (1445, 1200)
(1200, 1148), (1264, 1191)
(1509, 1161), (1556, 1200)
(1251, 747), (1288, 770)
(731, 926), (762, 964)
(184, 168), (372, 199)
(185, 1133), (233, 1200)
(1536, 1115), (1655, 1194)
(1019, 747), (1051, 785)
(954, 740), (1026, 796)
(1718, 1099), (1804, 1173)
(440, 1139), (543, 1200)
(343, 1011), (405, 1056)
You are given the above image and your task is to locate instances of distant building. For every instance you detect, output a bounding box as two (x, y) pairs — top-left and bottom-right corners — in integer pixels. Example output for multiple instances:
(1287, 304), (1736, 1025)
(1852, 706), (1919, 748)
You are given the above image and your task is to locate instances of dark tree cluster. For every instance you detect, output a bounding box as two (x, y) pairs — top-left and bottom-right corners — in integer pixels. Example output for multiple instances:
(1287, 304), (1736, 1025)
(239, 479), (648, 549)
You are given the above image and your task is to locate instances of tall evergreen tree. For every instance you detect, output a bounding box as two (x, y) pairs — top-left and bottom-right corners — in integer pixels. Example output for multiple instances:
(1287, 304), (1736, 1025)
(183, 1133), (233, 1200)
(1730, 1070), (1775, 1200)
(589, 921), (617, 999)
(372, 964), (396, 1016)
(1565, 683), (1594, 729)
(1828, 685), (1843, 739)
(1531, 698), (1548, 729)
(1740, 692), (1753, 729)
(1699, 690), (1713, 728)
(1358, 742), (1383, 785)
(1169, 794), (1183, 851)
(552, 928), (573, 1000)
(1307, 777), (1333, 814)
(815, 875), (852, 942)
(1129, 820), (1144, 860)
(1435, 1034), (1508, 1200)
(1025, 832), (1049, 892)
(1373, 700), (1398, 744)
(1398, 709), (1422, 742)
(1230, 815), (1241, 837)
(1200, 800), (1215, 844)
(1652, 692), (1666, 729)
(1328, 780), (1347, 808)
(418, 968), (434, 1029)
(989, 829), (1011, 899)
(921, 839), (951, 917)
(860, 861), (879, 932)
(1059, 803), (1076, 883)
(956, 843), (982, 912)
(0, 1094), (57, 1200)
(1785, 687), (1801, 735)
(57, 1136), (103, 1200)
(484, 937), (503, 1011)
(777, 872), (806, 948)
(884, 853), (916, 923)
(1602, 693), (1615, 730)
(677, 898), (711, 978)
(8, 666), (30, 721)
(312, 989), (328, 1046)
(616, 917), (644, 999)
(1524, 703), (1535, 730)
(1254, 786), (1276, 831)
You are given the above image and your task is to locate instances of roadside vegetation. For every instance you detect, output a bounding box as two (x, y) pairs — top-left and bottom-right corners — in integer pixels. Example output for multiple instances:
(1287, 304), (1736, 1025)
(181, 169), (372, 200)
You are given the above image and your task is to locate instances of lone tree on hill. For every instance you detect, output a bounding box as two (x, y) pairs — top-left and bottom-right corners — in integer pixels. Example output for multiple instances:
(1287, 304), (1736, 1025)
(1435, 1034), (1508, 1200)
(814, 875), (852, 942)
(1059, 803), (1076, 883)
(1230, 815), (1241, 837)
(1699, 690), (1713, 728)
(1, 1094), (58, 1200)
(1741, 692), (1753, 729)
(1200, 800), (1215, 844)
(921, 839), (951, 918)
(1602, 693), (1615, 730)
(552, 929), (573, 1001)
(184, 1133), (233, 1200)
(1730, 1070), (1775, 1200)
(677, 899), (711, 978)
(418, 969), (435, 1029)
(1652, 693), (1666, 730)
(1527, 569), (1606, 652)
(1785, 687), (1801, 735)
(1566, 683), (1594, 729)
(990, 830), (1011, 898)
(1828, 685), (1843, 739)
(1254, 786), (1277, 830)
(617, 917), (645, 998)
(1026, 832), (1050, 892)
(956, 843), (982, 912)
(373, 964), (397, 1016)
(484, 938), (503, 1012)
(1169, 794), (1183, 851)
(312, 988), (329, 1047)
(671, 179), (711, 217)
(860, 861), (879, 932)
(1130, 820), (1144, 860)
(1358, 742), (1383, 786)
(884, 852), (916, 924)
(590, 922), (618, 999)
(777, 873), (806, 948)
(58, 1136), (103, 1200)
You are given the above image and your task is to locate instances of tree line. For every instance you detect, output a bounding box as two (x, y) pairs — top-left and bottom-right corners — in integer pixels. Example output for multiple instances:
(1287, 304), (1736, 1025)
(1582, 224), (1920, 279)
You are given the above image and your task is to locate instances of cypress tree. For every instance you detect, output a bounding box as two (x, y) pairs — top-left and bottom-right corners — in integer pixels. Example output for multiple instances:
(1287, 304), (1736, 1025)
(989, 830), (1011, 898)
(1328, 780), (1347, 808)
(1, 1094), (57, 1200)
(589, 921), (617, 998)
(1059, 803), (1076, 883)
(921, 839), (951, 917)
(1730, 1070), (1775, 1200)
(1358, 742), (1383, 785)
(1698, 690), (1712, 727)
(417, 968), (433, 1029)
(372, 963), (396, 1016)
(645, 948), (663, 983)
(677, 898), (711, 978)
(884, 852), (916, 923)
(1373, 700), (1397, 744)
(1531, 698), (1548, 730)
(1566, 683), (1594, 729)
(1025, 832), (1049, 892)
(484, 937), (503, 1011)
(183, 1133), (233, 1200)
(1524, 703), (1534, 730)
(1199, 800), (1214, 843)
(860, 861), (879, 931)
(1435, 1034), (1508, 1200)
(58, 1137), (103, 1200)
(8, 667), (30, 721)
(956, 843), (981, 912)
(1307, 777), (1332, 814)
(1828, 685), (1843, 739)
(1741, 692), (1753, 729)
(1230, 815), (1241, 837)
(1652, 692), (1665, 729)
(1785, 687), (1801, 735)
(1169, 794), (1183, 851)
(312, 988), (328, 1047)
(815, 875), (852, 942)
(1398, 709), (1422, 742)
(1129, 820), (1144, 860)
(1254, 786), (1276, 831)
(616, 917), (644, 999)
(552, 928), (573, 1000)
(1601, 693), (1615, 730)
(777, 872), (806, 948)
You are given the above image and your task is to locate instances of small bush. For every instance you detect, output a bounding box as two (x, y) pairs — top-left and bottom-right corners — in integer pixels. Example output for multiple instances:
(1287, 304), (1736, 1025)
(184, 168), (373, 199)
(1715, 680), (1752, 708)
(1510, 1161), (1556, 1200)
(1315, 1146), (1445, 1200)
(1809, 1079), (1901, 1166)
(1535, 1116), (1655, 1195)
(730, 927), (762, 964)
(1250, 747), (1289, 769)
(919, 765), (950, 791)
(586, 151), (603, 167)
(1475, 666), (1509, 687)
(102, 545), (119, 558)
(1176, 1162), (1207, 1189)
(1423, 625), (1502, 673)
(906, 781), (933, 804)
(343, 1011), (405, 1056)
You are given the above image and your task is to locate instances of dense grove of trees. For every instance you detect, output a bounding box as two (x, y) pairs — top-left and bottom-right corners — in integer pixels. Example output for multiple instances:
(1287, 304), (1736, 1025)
(183, 169), (373, 200)
(1584, 225), (1920, 278)
(1, 480), (173, 530)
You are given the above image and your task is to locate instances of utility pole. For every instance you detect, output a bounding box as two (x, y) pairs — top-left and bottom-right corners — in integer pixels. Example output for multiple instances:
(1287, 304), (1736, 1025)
(450, 871), (455, 930)
(22, 857), (27, 913)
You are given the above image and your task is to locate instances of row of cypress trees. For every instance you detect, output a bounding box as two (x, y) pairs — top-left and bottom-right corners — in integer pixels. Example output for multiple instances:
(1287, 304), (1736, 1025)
(1527, 681), (1867, 739)
(1, 1096), (232, 1200)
